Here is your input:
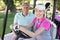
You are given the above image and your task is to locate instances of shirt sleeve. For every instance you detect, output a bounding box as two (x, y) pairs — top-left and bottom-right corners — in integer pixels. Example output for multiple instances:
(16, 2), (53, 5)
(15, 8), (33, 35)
(14, 13), (18, 23)
(42, 20), (50, 30)
(31, 17), (36, 24)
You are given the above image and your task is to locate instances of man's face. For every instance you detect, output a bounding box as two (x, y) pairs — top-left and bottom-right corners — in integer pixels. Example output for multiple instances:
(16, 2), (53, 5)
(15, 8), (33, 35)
(22, 4), (29, 14)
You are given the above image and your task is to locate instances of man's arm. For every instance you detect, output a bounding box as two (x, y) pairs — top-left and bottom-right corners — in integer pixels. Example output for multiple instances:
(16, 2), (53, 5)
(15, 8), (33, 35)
(22, 23), (34, 29)
(10, 23), (33, 30)
(10, 23), (18, 30)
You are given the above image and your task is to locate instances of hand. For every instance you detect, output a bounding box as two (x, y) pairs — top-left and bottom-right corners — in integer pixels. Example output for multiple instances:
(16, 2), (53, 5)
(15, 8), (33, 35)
(13, 24), (20, 31)
(10, 24), (14, 30)
(10, 23), (21, 31)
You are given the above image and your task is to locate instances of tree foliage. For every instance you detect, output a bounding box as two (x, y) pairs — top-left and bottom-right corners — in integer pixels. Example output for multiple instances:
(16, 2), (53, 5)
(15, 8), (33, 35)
(3, 0), (16, 13)
(3, 0), (30, 13)
(56, 0), (60, 10)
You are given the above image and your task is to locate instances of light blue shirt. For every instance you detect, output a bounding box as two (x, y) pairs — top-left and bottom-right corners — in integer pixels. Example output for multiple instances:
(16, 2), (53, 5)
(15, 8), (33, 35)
(14, 12), (35, 31)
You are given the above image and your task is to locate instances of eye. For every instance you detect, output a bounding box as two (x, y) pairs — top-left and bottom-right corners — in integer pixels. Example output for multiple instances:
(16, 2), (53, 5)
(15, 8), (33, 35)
(35, 9), (39, 12)
(39, 10), (42, 12)
(26, 7), (28, 8)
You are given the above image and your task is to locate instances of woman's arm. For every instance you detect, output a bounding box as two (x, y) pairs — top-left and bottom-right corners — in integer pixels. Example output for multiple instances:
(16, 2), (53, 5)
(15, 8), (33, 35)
(19, 26), (45, 38)
(19, 20), (50, 38)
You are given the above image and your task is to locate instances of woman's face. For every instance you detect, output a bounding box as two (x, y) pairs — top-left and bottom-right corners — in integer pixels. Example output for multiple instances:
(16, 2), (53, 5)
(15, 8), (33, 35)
(35, 9), (45, 19)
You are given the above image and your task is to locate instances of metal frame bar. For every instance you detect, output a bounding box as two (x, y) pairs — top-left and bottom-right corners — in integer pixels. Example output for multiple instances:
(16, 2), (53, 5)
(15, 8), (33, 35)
(52, 0), (57, 21)
(1, 0), (9, 40)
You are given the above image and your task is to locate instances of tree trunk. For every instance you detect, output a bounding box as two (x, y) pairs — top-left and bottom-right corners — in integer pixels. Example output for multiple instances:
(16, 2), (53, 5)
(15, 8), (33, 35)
(3, 0), (16, 13)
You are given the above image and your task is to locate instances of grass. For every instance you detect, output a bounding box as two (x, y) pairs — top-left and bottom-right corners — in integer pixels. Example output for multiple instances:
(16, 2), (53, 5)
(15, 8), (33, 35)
(0, 13), (15, 37)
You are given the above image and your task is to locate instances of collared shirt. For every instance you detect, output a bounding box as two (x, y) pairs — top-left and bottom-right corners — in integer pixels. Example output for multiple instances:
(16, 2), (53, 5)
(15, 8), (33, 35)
(31, 17), (51, 40)
(14, 12), (35, 31)
(32, 17), (50, 30)
(55, 15), (60, 22)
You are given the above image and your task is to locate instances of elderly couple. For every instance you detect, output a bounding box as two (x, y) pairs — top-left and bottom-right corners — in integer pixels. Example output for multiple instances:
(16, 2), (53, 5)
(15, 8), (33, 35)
(4, 2), (51, 40)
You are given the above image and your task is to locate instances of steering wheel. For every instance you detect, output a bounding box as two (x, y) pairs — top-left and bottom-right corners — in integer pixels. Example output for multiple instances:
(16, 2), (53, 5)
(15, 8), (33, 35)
(13, 24), (31, 38)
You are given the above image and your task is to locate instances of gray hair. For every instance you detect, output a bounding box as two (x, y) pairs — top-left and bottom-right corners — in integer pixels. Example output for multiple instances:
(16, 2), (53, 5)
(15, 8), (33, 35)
(22, 2), (29, 7)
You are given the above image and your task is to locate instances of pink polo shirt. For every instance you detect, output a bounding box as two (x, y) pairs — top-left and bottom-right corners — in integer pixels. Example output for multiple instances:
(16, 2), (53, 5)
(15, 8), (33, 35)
(32, 17), (50, 30)
(55, 15), (60, 22)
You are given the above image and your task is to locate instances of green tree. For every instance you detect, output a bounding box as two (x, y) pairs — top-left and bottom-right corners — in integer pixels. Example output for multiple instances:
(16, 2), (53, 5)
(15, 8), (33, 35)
(56, 0), (60, 11)
(14, 0), (30, 6)
(3, 0), (30, 13)
(3, 0), (16, 13)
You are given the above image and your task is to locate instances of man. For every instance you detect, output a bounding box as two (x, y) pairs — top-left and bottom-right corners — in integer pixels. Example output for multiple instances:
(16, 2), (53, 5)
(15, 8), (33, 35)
(4, 2), (34, 40)
(10, 2), (34, 31)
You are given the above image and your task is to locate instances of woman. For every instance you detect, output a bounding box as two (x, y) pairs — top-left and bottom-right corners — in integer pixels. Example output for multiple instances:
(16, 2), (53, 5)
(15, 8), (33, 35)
(12, 5), (51, 40)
